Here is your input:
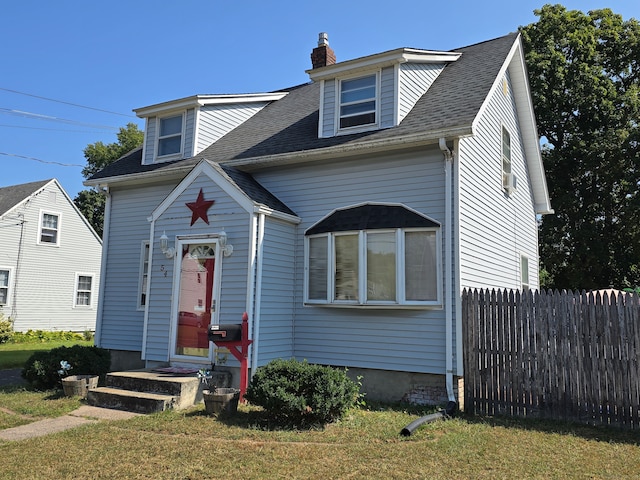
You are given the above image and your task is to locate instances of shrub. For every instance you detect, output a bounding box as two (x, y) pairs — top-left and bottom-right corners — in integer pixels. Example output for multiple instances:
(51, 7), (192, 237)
(244, 358), (360, 426)
(22, 345), (111, 389)
(0, 314), (13, 344)
(11, 329), (85, 344)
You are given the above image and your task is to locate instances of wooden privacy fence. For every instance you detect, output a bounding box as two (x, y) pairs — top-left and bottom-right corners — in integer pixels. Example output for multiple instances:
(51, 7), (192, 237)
(462, 288), (640, 428)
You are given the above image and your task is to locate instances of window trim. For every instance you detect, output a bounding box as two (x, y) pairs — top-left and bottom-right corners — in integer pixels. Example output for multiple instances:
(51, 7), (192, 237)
(336, 72), (379, 134)
(156, 112), (185, 161)
(501, 125), (514, 194)
(0, 267), (13, 307)
(520, 254), (530, 290)
(38, 210), (61, 246)
(137, 241), (150, 310)
(305, 227), (442, 308)
(73, 273), (95, 308)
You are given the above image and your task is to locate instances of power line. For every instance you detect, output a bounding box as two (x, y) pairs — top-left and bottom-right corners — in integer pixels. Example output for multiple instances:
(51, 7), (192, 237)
(0, 152), (84, 167)
(0, 108), (119, 130)
(0, 123), (116, 134)
(0, 87), (136, 118)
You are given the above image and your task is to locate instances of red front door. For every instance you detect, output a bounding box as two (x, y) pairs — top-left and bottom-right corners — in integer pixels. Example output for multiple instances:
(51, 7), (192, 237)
(174, 242), (216, 358)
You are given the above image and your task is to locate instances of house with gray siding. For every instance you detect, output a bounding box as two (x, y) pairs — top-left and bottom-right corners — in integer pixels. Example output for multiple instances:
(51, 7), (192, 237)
(0, 179), (102, 332)
(86, 32), (552, 406)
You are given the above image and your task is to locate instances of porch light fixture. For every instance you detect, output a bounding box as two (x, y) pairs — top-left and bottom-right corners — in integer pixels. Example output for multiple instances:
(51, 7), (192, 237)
(219, 231), (233, 257)
(159, 231), (175, 258)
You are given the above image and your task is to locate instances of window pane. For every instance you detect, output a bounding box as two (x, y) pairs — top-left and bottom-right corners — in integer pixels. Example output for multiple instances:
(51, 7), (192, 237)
(502, 127), (511, 174)
(158, 136), (181, 156)
(40, 229), (57, 243)
(76, 292), (91, 306)
(367, 232), (396, 301)
(308, 236), (328, 300)
(0, 289), (6, 305)
(405, 231), (437, 301)
(341, 101), (376, 117)
(0, 270), (8, 287)
(340, 112), (376, 129)
(160, 115), (182, 136)
(78, 276), (92, 290)
(335, 234), (359, 301)
(340, 75), (376, 129)
(42, 214), (58, 229)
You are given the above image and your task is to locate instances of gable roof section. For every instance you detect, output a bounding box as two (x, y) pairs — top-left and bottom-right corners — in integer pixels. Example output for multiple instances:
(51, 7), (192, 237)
(0, 179), (51, 217)
(149, 160), (298, 223)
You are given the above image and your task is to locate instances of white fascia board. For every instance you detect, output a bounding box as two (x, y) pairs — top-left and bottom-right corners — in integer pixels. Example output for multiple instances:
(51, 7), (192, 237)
(134, 93), (287, 117)
(307, 48), (460, 81)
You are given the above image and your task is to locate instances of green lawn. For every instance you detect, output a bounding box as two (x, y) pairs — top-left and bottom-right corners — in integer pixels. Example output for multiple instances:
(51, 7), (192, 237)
(0, 384), (639, 479)
(0, 340), (93, 369)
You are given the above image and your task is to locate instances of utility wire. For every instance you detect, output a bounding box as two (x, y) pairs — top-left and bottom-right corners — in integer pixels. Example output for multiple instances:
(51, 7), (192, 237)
(0, 108), (119, 130)
(0, 86), (136, 118)
(0, 123), (115, 134)
(0, 152), (84, 167)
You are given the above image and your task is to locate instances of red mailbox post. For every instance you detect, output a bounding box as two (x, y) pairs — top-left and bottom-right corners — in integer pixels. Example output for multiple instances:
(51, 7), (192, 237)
(208, 312), (253, 402)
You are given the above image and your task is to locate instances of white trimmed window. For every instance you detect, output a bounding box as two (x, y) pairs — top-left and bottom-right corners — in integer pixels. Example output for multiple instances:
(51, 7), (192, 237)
(521, 255), (530, 290)
(138, 242), (150, 309)
(305, 204), (441, 307)
(339, 74), (377, 130)
(39, 211), (60, 245)
(0, 268), (11, 306)
(502, 126), (516, 194)
(74, 274), (94, 307)
(157, 114), (183, 158)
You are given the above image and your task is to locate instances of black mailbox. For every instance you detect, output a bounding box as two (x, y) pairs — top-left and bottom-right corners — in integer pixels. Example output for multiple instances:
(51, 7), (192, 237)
(208, 323), (242, 343)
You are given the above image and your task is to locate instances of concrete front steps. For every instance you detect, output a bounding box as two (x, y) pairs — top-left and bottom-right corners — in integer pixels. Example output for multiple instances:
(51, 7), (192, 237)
(86, 370), (202, 414)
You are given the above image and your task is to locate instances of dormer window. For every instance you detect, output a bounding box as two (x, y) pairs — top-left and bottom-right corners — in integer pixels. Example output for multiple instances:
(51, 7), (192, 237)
(158, 114), (183, 158)
(339, 74), (377, 129)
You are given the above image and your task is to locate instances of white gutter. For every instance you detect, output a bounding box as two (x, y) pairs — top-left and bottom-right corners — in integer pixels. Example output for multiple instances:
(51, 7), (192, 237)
(94, 186), (111, 347)
(439, 138), (456, 404)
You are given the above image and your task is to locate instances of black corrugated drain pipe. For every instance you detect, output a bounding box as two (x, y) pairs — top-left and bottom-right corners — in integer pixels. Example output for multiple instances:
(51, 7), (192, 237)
(400, 401), (457, 436)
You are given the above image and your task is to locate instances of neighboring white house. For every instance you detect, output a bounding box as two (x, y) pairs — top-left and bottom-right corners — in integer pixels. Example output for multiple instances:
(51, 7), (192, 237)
(86, 32), (552, 405)
(0, 179), (102, 332)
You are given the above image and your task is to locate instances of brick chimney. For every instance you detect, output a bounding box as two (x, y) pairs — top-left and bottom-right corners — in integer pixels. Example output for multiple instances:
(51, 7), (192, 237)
(310, 32), (336, 69)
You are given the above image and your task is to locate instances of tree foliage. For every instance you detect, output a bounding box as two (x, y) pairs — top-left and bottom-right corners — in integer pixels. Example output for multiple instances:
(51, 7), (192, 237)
(74, 123), (143, 237)
(521, 5), (640, 290)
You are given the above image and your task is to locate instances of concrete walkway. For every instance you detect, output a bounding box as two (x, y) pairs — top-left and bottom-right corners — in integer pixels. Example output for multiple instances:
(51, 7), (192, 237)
(0, 405), (141, 442)
(0, 369), (141, 442)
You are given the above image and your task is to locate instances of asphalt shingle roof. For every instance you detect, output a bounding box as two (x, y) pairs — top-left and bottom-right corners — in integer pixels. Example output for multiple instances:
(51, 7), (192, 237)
(0, 179), (51, 217)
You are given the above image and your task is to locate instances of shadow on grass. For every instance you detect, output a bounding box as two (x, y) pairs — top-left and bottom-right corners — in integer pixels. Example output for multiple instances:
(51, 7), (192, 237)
(461, 412), (640, 446)
(183, 400), (442, 432)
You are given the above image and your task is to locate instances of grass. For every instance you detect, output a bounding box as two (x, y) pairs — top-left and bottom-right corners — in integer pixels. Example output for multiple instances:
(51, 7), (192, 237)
(0, 386), (639, 479)
(0, 339), (93, 369)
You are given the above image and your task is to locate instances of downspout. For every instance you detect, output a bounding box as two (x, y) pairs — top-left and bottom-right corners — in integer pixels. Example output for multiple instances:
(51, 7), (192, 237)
(249, 213), (266, 378)
(94, 185), (111, 347)
(439, 138), (456, 404)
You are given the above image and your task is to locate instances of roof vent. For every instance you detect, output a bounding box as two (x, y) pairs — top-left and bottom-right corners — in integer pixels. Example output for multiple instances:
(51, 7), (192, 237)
(310, 32), (336, 69)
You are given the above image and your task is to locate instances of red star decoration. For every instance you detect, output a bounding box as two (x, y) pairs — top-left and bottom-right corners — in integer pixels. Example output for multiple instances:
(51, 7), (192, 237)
(186, 188), (215, 226)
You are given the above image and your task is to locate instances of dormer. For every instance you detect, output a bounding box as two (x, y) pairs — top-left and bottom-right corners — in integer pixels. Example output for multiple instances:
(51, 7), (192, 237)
(134, 93), (287, 165)
(306, 33), (460, 138)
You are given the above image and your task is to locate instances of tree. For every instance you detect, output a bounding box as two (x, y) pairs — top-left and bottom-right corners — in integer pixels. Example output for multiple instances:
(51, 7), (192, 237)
(520, 5), (640, 290)
(74, 123), (143, 237)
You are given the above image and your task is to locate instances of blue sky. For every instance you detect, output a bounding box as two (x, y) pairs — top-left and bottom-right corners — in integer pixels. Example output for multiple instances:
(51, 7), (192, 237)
(1, 1), (638, 199)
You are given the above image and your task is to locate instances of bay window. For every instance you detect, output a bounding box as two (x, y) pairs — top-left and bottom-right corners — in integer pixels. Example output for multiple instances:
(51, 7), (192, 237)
(306, 203), (441, 307)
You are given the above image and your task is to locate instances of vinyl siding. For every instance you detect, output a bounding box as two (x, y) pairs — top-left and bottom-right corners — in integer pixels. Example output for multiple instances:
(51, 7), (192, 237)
(398, 63), (445, 123)
(142, 116), (157, 164)
(254, 148), (448, 375)
(98, 183), (174, 350)
(0, 181), (101, 332)
(321, 79), (336, 137)
(196, 103), (270, 154)
(458, 71), (540, 290)
(379, 66), (396, 128)
(144, 174), (252, 361)
(255, 218), (296, 364)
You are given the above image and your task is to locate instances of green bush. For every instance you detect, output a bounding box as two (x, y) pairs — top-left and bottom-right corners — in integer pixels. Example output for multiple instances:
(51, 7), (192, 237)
(244, 358), (360, 426)
(21, 345), (111, 389)
(0, 315), (12, 344)
(11, 329), (85, 344)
